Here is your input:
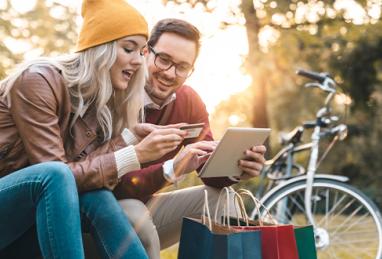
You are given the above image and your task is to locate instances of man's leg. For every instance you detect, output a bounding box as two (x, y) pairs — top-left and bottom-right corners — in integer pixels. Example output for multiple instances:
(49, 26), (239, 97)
(118, 185), (236, 255)
(146, 185), (233, 249)
(118, 199), (160, 259)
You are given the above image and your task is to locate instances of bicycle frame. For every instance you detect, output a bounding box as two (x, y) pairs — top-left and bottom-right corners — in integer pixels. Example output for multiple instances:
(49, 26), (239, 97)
(255, 141), (313, 198)
(253, 73), (344, 228)
(305, 125), (324, 227)
(248, 70), (382, 258)
(258, 174), (349, 205)
(304, 90), (337, 228)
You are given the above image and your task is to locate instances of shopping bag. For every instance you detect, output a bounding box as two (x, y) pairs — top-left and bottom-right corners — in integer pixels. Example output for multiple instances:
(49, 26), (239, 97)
(178, 217), (262, 259)
(178, 188), (262, 259)
(294, 225), (317, 259)
(234, 223), (298, 259)
(228, 217), (317, 259)
(231, 189), (299, 259)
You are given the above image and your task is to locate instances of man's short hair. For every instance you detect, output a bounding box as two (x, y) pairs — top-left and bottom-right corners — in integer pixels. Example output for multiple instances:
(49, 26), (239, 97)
(148, 18), (201, 59)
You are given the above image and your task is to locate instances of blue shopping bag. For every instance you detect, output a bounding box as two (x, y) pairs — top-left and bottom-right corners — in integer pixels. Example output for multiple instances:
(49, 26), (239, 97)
(178, 188), (262, 259)
(178, 217), (262, 259)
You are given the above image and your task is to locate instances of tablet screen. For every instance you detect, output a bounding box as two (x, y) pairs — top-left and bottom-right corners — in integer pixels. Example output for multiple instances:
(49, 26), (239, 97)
(198, 127), (270, 178)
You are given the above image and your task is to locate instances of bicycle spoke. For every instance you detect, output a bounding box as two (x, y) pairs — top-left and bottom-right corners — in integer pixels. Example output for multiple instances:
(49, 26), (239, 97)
(271, 198), (293, 223)
(325, 187), (330, 229)
(316, 191), (348, 226)
(330, 203), (363, 237)
(288, 191), (306, 214)
(331, 236), (378, 245)
(328, 240), (376, 258)
(332, 210), (371, 238)
(328, 247), (341, 259)
(264, 180), (382, 259)
(279, 194), (304, 224)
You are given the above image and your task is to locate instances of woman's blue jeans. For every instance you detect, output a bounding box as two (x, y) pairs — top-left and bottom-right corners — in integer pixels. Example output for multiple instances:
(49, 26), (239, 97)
(0, 162), (84, 259)
(0, 163), (148, 259)
(80, 190), (148, 259)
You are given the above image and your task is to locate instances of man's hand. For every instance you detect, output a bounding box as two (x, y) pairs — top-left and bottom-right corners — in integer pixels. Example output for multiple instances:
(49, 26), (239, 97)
(173, 141), (218, 177)
(132, 123), (187, 141)
(134, 128), (187, 163)
(238, 145), (267, 180)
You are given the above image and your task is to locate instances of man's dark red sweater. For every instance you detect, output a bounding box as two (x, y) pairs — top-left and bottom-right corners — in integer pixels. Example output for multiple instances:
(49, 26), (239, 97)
(113, 85), (235, 202)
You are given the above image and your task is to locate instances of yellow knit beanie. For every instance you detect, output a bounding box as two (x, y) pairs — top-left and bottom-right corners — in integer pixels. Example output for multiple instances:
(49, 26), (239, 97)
(75, 0), (148, 52)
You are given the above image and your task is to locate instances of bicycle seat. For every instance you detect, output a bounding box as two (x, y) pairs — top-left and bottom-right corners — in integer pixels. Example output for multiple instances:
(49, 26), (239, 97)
(279, 126), (304, 145)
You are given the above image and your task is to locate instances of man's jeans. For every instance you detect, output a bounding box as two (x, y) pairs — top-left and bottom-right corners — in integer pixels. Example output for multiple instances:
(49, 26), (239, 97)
(0, 162), (148, 259)
(0, 162), (84, 259)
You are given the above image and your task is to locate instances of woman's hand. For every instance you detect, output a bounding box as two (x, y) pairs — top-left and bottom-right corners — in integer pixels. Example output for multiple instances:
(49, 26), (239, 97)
(134, 128), (187, 163)
(173, 141), (218, 177)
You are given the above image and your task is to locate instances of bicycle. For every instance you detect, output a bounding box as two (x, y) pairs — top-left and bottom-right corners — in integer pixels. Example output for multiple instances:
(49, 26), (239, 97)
(249, 69), (382, 259)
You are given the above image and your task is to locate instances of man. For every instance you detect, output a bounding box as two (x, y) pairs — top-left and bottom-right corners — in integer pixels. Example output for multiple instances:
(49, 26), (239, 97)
(113, 19), (266, 259)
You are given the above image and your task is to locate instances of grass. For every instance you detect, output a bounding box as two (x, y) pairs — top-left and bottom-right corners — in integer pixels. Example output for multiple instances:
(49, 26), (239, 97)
(160, 244), (178, 259)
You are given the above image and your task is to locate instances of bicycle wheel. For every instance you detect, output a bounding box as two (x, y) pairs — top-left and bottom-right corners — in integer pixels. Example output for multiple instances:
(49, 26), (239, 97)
(261, 178), (382, 259)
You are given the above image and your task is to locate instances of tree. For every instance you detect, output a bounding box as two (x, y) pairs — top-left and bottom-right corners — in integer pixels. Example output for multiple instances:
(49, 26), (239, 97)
(163, 0), (382, 205)
(0, 0), (77, 78)
(162, 0), (381, 128)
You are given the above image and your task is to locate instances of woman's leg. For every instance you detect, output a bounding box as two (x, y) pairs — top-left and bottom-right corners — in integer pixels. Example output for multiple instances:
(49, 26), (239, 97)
(80, 189), (148, 259)
(0, 162), (84, 259)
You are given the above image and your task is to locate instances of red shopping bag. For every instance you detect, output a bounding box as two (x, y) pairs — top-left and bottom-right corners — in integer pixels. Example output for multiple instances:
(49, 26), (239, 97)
(232, 189), (299, 259)
(235, 224), (298, 259)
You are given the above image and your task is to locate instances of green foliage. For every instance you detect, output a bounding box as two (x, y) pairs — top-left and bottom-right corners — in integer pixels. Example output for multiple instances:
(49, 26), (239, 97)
(329, 24), (382, 111)
(166, 0), (382, 207)
(0, 0), (77, 78)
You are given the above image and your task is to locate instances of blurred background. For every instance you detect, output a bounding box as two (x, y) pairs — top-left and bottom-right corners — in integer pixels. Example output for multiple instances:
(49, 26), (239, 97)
(1, 0), (382, 257)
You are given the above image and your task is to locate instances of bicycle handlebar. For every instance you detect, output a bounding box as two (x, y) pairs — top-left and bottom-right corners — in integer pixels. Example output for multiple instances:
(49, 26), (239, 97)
(296, 69), (330, 83)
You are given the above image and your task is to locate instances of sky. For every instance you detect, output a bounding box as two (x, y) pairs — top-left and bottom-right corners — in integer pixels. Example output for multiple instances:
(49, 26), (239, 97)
(5, 0), (251, 114)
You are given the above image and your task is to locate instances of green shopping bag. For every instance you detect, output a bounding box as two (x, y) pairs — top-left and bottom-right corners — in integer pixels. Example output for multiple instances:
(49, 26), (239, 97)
(294, 225), (317, 259)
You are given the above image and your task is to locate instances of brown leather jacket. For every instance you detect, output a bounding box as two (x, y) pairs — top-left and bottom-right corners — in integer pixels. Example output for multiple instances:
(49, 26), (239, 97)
(0, 65), (128, 192)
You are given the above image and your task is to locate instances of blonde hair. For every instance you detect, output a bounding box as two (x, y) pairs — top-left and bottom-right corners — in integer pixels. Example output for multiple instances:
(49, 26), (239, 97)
(0, 41), (145, 141)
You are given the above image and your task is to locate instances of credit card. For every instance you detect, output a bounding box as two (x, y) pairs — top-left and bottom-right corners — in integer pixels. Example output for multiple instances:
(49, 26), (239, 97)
(180, 123), (205, 139)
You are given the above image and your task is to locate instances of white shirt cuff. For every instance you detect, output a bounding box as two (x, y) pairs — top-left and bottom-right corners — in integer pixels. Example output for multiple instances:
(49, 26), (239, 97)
(121, 128), (138, 145)
(162, 159), (184, 185)
(114, 145), (141, 178)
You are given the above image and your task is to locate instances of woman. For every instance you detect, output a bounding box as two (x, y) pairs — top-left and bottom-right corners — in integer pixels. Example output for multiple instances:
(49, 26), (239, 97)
(0, 0), (185, 258)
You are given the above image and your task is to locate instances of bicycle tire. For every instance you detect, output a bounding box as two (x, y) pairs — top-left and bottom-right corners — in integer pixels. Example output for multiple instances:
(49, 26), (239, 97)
(260, 178), (382, 259)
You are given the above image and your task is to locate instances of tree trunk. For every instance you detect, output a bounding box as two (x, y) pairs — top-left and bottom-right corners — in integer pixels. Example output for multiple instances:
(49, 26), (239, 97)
(241, 0), (269, 128)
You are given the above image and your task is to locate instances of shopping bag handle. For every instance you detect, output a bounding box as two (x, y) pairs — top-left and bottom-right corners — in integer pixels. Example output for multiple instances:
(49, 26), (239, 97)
(232, 189), (250, 226)
(202, 190), (212, 230)
(202, 188), (251, 231)
(237, 189), (277, 226)
(214, 187), (249, 227)
(213, 187), (231, 226)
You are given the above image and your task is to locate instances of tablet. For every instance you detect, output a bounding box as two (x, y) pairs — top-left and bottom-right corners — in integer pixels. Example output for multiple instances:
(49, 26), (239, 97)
(198, 127), (271, 178)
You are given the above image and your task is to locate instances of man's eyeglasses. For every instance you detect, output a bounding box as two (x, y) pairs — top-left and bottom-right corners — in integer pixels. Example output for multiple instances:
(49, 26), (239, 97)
(149, 46), (194, 78)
